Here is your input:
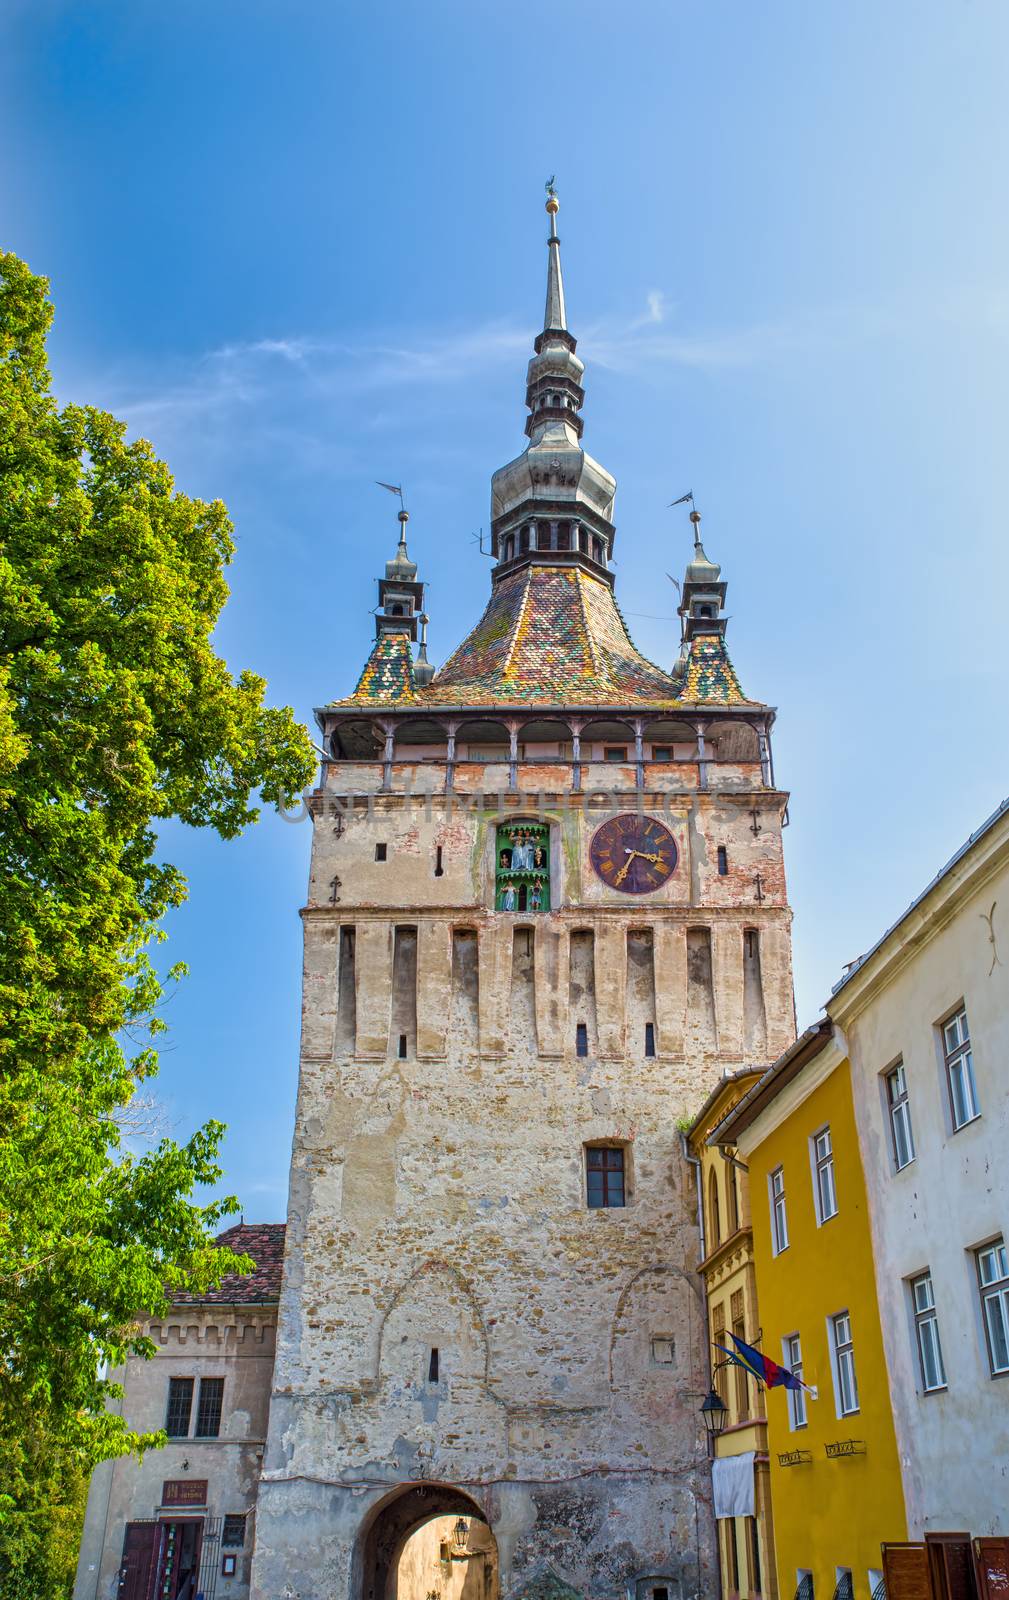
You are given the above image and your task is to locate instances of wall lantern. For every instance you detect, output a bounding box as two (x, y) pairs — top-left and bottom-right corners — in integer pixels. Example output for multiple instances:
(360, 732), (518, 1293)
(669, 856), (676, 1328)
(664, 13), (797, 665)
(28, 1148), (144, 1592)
(452, 1518), (470, 1555)
(700, 1388), (728, 1440)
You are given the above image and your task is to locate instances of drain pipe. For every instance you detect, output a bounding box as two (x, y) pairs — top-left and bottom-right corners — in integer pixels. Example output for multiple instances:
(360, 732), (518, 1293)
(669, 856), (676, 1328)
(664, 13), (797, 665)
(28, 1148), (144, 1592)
(680, 1132), (706, 1263)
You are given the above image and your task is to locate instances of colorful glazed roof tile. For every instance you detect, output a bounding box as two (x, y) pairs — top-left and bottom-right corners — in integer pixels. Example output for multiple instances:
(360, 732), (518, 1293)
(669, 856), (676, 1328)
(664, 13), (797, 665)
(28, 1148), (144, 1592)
(341, 628), (418, 705)
(333, 565), (756, 710)
(682, 632), (746, 705)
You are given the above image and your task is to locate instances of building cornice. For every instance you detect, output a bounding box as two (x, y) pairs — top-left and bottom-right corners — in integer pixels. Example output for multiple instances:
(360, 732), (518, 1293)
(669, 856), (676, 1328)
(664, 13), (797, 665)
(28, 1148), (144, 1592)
(828, 798), (1009, 1027)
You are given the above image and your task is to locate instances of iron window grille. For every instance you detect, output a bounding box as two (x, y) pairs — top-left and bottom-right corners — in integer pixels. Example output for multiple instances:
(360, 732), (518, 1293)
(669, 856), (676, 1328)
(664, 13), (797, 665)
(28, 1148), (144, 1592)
(585, 1145), (625, 1208)
(794, 1574), (814, 1600)
(976, 1239), (1009, 1376)
(813, 1127), (838, 1222)
(830, 1311), (860, 1415)
(942, 1007), (979, 1129)
(222, 1515), (247, 1548)
(911, 1272), (947, 1392)
(195, 1376), (224, 1438)
(886, 1062), (915, 1170)
(165, 1377), (194, 1438)
(770, 1165), (788, 1253)
(832, 1572), (854, 1600)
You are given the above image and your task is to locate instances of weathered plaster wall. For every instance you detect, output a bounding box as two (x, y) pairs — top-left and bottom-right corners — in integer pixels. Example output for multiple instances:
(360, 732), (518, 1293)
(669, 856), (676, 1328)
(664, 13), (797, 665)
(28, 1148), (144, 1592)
(74, 1309), (276, 1600)
(251, 767), (794, 1599)
(833, 836), (1009, 1537)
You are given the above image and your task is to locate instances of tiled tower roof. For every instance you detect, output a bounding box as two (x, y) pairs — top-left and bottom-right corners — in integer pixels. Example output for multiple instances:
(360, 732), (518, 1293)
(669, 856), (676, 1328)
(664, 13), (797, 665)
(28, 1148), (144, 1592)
(346, 628), (418, 704)
(333, 565), (752, 710)
(331, 192), (760, 718)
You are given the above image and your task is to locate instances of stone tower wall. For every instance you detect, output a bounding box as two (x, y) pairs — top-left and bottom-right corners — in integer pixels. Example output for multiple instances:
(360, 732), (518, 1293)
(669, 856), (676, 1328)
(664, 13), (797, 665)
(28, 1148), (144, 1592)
(250, 759), (793, 1600)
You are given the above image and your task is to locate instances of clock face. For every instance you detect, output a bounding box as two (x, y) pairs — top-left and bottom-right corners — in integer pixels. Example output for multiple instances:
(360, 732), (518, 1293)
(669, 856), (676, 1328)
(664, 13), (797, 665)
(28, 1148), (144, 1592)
(590, 814), (678, 894)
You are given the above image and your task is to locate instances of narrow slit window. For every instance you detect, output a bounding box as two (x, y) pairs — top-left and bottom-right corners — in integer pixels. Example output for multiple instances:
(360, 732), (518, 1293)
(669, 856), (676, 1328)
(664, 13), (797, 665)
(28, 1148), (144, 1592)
(717, 845), (728, 875)
(428, 1347), (439, 1383)
(576, 1022), (588, 1057)
(398, 1034), (407, 1059)
(434, 846), (444, 877)
(375, 843), (387, 862)
(644, 1023), (656, 1057)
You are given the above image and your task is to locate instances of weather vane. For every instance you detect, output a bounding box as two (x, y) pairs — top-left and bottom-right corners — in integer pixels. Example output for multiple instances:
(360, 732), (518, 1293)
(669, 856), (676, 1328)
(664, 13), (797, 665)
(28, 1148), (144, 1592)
(545, 175), (557, 198)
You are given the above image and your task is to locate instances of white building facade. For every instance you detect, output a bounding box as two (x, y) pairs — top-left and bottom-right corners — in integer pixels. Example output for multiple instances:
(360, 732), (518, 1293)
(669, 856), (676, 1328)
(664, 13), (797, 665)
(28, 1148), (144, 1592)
(829, 798), (1009, 1537)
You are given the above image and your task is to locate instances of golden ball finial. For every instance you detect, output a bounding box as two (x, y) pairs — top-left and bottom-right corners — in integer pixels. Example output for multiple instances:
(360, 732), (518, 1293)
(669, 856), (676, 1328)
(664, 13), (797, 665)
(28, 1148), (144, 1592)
(546, 194), (559, 215)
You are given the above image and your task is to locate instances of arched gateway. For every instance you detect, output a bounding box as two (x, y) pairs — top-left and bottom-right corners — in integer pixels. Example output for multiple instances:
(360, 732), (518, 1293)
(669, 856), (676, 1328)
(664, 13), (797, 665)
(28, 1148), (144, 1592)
(248, 190), (794, 1600)
(358, 1484), (498, 1600)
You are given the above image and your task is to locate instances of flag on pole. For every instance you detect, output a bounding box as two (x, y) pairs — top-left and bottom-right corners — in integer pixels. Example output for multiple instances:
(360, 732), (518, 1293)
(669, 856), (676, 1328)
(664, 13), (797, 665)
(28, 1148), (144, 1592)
(714, 1333), (807, 1392)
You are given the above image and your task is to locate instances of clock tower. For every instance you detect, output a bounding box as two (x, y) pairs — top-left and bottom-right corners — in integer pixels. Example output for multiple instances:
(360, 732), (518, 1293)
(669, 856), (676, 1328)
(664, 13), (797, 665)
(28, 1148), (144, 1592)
(250, 190), (795, 1600)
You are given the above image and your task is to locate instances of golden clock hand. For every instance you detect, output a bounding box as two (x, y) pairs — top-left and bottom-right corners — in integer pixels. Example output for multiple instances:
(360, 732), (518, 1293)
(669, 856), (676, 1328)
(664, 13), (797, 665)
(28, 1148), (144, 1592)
(614, 853), (637, 885)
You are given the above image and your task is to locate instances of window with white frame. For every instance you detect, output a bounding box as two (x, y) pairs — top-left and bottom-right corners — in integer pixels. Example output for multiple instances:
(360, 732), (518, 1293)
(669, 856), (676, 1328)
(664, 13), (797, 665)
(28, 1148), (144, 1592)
(783, 1333), (807, 1428)
(812, 1126), (838, 1222)
(976, 1239), (1009, 1377)
(829, 1310), (859, 1415)
(941, 1006), (979, 1129)
(769, 1165), (788, 1254)
(885, 1061), (915, 1170)
(910, 1271), (946, 1392)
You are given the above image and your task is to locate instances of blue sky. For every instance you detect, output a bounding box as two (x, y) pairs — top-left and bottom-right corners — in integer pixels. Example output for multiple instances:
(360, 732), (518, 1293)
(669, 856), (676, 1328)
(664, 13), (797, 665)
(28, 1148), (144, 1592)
(4, 0), (1009, 1218)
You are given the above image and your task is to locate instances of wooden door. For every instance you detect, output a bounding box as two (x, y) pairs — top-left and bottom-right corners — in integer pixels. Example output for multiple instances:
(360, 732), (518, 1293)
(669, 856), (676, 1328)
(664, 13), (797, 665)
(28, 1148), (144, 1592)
(927, 1534), (977, 1600)
(118, 1523), (162, 1600)
(882, 1543), (934, 1600)
(972, 1540), (1009, 1600)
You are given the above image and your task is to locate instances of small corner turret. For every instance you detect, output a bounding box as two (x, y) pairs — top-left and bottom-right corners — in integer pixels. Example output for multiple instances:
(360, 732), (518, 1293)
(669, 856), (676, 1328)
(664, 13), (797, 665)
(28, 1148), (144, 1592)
(679, 508), (728, 643)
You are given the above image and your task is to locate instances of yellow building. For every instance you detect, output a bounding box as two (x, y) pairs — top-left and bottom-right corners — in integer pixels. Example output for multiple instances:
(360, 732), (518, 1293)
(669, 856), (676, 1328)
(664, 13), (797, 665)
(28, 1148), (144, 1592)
(688, 1069), (778, 1600)
(717, 1022), (906, 1600)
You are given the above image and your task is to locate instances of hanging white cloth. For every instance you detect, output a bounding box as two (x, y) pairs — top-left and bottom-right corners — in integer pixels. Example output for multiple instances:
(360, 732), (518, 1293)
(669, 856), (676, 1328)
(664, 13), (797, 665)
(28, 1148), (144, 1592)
(712, 1451), (755, 1518)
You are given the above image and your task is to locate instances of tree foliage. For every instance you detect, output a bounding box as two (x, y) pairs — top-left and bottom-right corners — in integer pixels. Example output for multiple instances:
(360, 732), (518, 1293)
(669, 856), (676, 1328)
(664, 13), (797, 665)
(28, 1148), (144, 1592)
(0, 251), (316, 1593)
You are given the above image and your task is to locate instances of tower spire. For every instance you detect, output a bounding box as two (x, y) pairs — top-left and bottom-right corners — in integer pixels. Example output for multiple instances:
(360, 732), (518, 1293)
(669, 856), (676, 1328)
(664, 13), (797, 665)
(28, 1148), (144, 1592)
(544, 178), (567, 332)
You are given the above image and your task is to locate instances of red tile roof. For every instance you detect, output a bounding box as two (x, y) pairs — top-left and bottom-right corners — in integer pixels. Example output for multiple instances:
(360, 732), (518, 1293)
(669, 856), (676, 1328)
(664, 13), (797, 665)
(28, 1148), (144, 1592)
(172, 1223), (286, 1306)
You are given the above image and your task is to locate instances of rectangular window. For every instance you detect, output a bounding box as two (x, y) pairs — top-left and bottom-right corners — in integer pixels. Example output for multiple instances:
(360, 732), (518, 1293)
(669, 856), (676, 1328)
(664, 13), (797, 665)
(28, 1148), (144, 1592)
(813, 1127), (838, 1222)
(911, 1271), (946, 1391)
(222, 1515), (247, 1548)
(575, 1022), (588, 1057)
(712, 1302), (728, 1408)
(428, 1346), (440, 1383)
(769, 1166), (788, 1254)
(829, 1311), (859, 1415)
(375, 842), (387, 862)
(652, 745), (674, 762)
(886, 1062), (915, 1170)
(604, 746), (628, 762)
(165, 1377), (194, 1438)
(976, 1239), (1009, 1376)
(942, 1006), (979, 1128)
(644, 1022), (656, 1057)
(717, 845), (728, 876)
(195, 1376), (224, 1438)
(784, 1334), (807, 1428)
(586, 1145), (625, 1208)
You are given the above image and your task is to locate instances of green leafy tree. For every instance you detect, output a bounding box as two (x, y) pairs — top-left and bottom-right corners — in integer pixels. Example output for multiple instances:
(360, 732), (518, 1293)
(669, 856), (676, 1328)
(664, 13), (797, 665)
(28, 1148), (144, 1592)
(0, 251), (316, 1595)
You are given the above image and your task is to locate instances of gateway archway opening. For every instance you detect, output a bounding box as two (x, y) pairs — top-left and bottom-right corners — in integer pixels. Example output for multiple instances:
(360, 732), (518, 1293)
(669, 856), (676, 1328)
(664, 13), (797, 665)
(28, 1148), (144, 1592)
(360, 1484), (499, 1600)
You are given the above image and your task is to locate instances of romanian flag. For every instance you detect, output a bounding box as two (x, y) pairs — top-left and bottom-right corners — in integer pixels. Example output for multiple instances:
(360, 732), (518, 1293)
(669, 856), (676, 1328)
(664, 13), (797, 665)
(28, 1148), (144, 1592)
(714, 1333), (806, 1392)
